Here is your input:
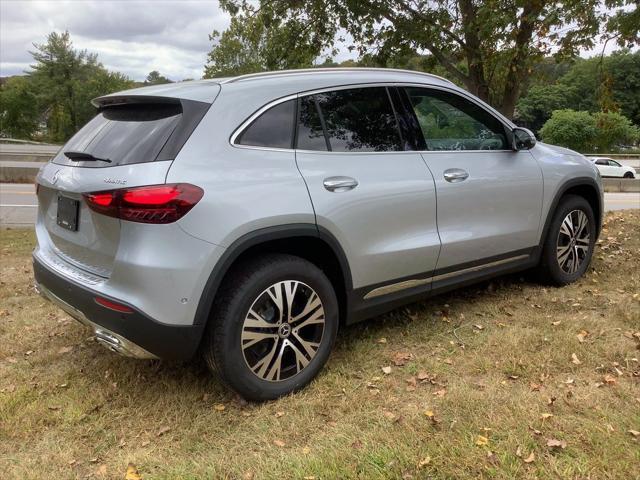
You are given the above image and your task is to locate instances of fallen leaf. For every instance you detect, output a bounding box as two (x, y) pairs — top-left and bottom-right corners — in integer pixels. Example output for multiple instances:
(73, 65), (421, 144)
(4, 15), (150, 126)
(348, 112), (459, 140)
(443, 359), (453, 365)
(273, 439), (286, 447)
(377, 337), (387, 344)
(417, 371), (430, 381)
(577, 330), (589, 342)
(524, 452), (535, 463)
(350, 440), (363, 449)
(424, 410), (435, 418)
(541, 413), (553, 420)
(141, 440), (150, 447)
(275, 411), (285, 418)
(382, 366), (392, 375)
(551, 321), (561, 326)
(418, 456), (431, 468)
(156, 426), (171, 437)
(571, 353), (581, 365)
(383, 410), (396, 421)
(58, 346), (73, 354)
(473, 324), (484, 330)
(243, 472), (255, 480)
(213, 404), (226, 412)
(392, 352), (413, 366)
(603, 374), (617, 385)
(125, 463), (142, 480)
(48, 405), (61, 411)
(476, 435), (489, 446)
(628, 430), (639, 437)
(546, 438), (567, 449)
(433, 389), (447, 398)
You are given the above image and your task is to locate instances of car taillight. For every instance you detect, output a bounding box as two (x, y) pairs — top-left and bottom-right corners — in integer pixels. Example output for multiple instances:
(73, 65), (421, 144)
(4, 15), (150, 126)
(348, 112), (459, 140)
(83, 183), (203, 224)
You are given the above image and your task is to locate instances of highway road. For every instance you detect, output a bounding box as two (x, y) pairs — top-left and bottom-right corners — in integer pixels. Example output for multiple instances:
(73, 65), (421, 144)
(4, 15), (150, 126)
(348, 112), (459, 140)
(1, 183), (638, 228)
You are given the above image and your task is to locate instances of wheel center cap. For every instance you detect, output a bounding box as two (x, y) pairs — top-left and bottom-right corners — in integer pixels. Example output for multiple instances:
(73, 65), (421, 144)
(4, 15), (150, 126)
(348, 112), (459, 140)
(278, 323), (291, 338)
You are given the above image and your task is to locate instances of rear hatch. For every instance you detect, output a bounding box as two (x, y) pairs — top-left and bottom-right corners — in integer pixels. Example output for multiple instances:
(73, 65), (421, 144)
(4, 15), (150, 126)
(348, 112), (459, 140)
(36, 97), (210, 278)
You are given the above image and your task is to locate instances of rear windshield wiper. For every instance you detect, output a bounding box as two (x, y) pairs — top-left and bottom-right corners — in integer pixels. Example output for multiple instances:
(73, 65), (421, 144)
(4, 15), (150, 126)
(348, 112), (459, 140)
(64, 151), (112, 163)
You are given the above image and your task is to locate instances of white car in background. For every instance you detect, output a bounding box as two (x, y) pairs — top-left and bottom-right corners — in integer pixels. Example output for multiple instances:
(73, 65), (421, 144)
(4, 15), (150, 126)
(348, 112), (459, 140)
(590, 157), (637, 178)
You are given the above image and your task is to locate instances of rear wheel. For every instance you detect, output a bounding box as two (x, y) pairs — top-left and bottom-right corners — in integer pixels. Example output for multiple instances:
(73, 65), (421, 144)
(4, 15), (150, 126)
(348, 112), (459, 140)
(538, 195), (596, 286)
(203, 254), (338, 401)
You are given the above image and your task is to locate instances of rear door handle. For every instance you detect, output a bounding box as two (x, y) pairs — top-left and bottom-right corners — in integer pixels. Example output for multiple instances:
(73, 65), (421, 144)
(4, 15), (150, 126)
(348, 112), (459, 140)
(443, 168), (469, 183)
(323, 176), (359, 192)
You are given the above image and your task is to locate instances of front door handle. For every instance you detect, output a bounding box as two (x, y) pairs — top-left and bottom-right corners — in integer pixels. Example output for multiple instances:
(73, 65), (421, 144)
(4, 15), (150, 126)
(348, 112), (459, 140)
(323, 176), (359, 192)
(443, 168), (469, 183)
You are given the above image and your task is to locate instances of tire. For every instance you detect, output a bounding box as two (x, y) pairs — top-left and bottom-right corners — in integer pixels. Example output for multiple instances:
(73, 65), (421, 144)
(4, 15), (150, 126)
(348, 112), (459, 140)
(623, 172), (634, 179)
(538, 194), (596, 286)
(203, 253), (339, 401)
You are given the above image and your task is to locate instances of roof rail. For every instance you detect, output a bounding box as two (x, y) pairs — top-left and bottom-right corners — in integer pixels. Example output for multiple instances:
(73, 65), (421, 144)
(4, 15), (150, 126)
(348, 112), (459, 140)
(221, 67), (455, 85)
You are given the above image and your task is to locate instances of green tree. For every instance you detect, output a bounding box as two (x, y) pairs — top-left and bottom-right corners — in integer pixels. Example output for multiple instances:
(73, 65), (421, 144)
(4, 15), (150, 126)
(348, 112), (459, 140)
(28, 31), (134, 142)
(0, 76), (41, 139)
(208, 0), (613, 118)
(204, 5), (329, 79)
(144, 70), (172, 85)
(593, 111), (639, 151)
(539, 110), (598, 152)
(515, 84), (576, 133)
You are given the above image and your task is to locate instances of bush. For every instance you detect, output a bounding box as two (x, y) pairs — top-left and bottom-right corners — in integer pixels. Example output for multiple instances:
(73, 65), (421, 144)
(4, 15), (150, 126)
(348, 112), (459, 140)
(539, 110), (598, 152)
(539, 109), (639, 152)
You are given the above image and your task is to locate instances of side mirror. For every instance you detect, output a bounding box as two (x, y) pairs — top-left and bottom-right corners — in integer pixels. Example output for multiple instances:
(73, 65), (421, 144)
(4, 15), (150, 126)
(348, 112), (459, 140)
(512, 127), (536, 150)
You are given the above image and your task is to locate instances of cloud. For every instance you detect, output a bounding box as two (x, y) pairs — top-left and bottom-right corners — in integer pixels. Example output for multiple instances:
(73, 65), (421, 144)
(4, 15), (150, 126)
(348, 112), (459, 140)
(0, 0), (230, 80)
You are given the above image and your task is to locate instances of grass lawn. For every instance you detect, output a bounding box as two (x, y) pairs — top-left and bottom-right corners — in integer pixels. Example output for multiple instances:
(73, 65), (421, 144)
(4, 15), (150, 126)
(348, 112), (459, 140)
(1, 211), (639, 480)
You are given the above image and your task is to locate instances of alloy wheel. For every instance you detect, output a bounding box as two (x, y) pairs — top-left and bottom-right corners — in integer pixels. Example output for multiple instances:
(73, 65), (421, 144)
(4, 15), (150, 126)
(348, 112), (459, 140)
(241, 280), (325, 382)
(556, 209), (590, 274)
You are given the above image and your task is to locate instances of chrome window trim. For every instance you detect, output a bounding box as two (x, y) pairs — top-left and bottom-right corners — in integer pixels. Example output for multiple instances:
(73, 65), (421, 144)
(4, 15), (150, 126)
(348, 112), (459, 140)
(229, 82), (516, 153)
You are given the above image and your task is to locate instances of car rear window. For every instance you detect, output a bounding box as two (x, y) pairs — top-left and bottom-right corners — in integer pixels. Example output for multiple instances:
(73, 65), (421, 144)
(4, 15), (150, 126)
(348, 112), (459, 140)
(52, 102), (196, 168)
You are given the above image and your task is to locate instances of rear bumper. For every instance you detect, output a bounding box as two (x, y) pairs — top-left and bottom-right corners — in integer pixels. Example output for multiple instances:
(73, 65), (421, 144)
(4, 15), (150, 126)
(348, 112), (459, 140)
(33, 255), (205, 361)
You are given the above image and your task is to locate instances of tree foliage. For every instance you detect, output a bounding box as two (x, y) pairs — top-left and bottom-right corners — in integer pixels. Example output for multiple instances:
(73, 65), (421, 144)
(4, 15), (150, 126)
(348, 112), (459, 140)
(206, 0), (626, 118)
(517, 50), (640, 133)
(540, 109), (638, 152)
(0, 76), (40, 139)
(1, 31), (134, 142)
(144, 70), (172, 85)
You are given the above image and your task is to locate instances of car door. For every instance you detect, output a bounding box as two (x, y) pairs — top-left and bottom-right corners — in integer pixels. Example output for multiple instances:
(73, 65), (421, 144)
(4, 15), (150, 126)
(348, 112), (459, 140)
(608, 160), (623, 177)
(594, 159), (610, 177)
(295, 86), (441, 290)
(402, 86), (543, 271)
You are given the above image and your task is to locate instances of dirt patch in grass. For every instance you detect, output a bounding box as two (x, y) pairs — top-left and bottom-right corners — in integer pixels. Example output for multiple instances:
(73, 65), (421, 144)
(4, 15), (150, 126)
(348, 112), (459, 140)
(1, 211), (639, 479)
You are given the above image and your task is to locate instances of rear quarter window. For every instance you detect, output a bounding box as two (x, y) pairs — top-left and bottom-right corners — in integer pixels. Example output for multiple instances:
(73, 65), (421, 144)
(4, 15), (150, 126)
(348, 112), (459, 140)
(236, 99), (296, 149)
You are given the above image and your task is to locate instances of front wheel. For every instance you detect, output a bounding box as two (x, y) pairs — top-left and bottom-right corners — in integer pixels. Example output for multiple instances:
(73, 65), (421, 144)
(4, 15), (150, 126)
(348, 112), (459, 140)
(623, 172), (634, 179)
(203, 254), (339, 401)
(538, 194), (596, 286)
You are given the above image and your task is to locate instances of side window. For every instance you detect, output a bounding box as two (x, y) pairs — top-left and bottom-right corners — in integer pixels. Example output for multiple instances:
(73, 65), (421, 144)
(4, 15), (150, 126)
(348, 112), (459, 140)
(237, 99), (295, 148)
(297, 96), (329, 151)
(296, 87), (403, 152)
(595, 159), (608, 165)
(609, 160), (621, 167)
(404, 88), (508, 151)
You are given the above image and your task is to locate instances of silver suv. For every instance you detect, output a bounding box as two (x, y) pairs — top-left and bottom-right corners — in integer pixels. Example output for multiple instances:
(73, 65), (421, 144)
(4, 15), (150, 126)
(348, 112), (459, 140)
(34, 68), (603, 400)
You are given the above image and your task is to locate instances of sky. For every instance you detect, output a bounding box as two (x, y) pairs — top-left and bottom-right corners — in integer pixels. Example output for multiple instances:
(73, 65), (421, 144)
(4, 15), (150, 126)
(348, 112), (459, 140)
(0, 0), (630, 82)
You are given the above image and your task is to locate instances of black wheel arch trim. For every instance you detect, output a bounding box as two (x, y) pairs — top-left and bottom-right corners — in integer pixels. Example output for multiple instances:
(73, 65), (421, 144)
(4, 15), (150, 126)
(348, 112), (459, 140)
(539, 176), (603, 247)
(193, 223), (353, 327)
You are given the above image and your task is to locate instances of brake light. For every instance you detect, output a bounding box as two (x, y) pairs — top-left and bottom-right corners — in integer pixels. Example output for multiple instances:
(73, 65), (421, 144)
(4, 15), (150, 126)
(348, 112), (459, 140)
(83, 183), (203, 224)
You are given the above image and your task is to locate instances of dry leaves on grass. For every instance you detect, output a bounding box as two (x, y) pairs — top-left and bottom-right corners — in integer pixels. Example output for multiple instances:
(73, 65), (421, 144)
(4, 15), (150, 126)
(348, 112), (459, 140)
(475, 435), (489, 446)
(546, 438), (567, 449)
(392, 352), (413, 366)
(156, 426), (171, 437)
(381, 366), (392, 375)
(418, 456), (431, 468)
(524, 452), (535, 463)
(125, 464), (142, 480)
(571, 353), (581, 365)
(273, 439), (286, 447)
